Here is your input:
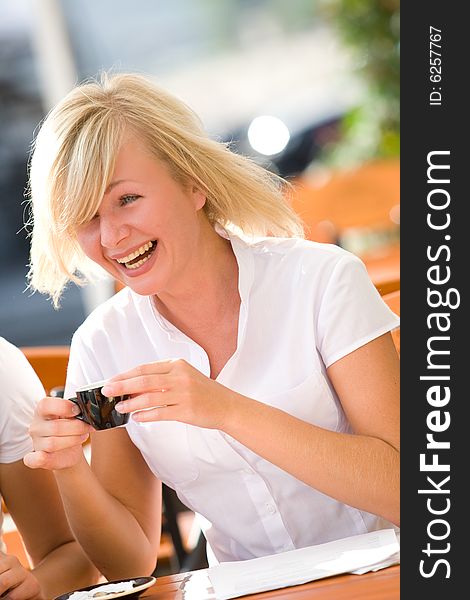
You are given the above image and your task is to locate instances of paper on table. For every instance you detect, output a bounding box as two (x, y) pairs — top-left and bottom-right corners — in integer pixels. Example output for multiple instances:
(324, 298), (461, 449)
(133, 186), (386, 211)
(207, 528), (399, 600)
(351, 530), (400, 574)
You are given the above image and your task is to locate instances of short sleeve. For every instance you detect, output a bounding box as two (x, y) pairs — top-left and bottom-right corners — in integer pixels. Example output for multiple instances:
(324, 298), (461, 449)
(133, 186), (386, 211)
(64, 331), (105, 400)
(0, 338), (45, 463)
(316, 254), (400, 368)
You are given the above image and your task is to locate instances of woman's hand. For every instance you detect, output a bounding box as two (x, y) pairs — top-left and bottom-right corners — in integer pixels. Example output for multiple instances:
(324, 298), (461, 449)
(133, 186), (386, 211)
(23, 397), (93, 470)
(0, 553), (43, 600)
(101, 359), (235, 430)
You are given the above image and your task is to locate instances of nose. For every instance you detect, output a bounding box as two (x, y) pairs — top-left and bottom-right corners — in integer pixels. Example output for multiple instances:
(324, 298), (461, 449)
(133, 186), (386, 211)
(99, 212), (130, 249)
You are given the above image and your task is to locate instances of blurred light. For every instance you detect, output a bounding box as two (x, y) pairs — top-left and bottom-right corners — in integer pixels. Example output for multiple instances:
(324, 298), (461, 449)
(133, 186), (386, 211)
(313, 220), (338, 244)
(247, 115), (290, 156)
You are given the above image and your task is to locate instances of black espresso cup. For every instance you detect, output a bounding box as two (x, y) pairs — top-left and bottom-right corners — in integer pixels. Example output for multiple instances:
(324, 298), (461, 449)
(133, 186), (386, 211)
(69, 380), (130, 430)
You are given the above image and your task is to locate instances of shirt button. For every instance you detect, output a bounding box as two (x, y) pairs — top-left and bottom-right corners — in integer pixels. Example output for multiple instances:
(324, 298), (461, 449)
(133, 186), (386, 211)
(266, 503), (277, 515)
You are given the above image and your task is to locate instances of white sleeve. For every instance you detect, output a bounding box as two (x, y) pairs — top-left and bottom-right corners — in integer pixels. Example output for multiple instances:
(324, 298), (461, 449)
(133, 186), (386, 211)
(0, 338), (45, 463)
(64, 330), (106, 400)
(316, 254), (400, 368)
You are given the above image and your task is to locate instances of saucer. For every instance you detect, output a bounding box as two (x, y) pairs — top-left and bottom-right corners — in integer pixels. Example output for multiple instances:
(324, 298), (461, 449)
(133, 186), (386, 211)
(54, 576), (156, 600)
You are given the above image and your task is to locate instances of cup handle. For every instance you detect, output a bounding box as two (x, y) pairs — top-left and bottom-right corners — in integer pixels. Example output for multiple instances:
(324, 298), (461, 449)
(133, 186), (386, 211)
(67, 397), (85, 422)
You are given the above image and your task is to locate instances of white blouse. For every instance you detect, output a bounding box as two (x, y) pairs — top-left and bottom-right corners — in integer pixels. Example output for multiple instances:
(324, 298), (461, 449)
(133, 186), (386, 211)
(65, 232), (400, 564)
(0, 337), (45, 551)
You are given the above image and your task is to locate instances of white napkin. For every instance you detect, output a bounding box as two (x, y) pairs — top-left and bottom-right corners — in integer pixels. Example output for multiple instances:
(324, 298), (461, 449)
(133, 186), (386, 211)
(208, 528), (400, 600)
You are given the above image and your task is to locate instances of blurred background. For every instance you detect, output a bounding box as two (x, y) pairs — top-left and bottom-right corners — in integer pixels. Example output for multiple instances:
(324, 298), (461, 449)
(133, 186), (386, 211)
(0, 0), (399, 347)
(1, 0), (400, 577)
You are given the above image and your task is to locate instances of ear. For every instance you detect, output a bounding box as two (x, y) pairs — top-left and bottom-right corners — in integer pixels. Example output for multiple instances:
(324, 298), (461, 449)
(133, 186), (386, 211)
(191, 184), (207, 211)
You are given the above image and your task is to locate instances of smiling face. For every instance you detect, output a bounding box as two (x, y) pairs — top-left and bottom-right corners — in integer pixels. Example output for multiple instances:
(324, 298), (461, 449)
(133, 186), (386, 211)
(75, 135), (207, 297)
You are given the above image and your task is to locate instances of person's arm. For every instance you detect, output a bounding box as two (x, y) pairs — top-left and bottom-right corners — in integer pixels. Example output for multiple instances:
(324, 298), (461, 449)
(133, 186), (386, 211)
(102, 332), (400, 526)
(0, 460), (99, 599)
(222, 332), (400, 525)
(24, 400), (162, 581)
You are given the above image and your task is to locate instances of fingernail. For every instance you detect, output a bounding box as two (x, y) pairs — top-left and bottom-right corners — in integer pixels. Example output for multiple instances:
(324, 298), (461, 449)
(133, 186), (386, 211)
(115, 402), (126, 413)
(71, 404), (81, 416)
(101, 385), (112, 395)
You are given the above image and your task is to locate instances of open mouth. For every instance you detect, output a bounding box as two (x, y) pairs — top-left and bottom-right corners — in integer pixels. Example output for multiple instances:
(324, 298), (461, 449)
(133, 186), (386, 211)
(115, 240), (157, 270)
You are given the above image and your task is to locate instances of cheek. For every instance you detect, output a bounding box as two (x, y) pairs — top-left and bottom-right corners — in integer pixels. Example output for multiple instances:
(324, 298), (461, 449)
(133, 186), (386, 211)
(76, 224), (101, 260)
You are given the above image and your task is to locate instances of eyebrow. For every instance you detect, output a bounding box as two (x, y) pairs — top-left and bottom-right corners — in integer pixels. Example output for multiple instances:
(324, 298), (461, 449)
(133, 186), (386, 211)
(105, 179), (137, 194)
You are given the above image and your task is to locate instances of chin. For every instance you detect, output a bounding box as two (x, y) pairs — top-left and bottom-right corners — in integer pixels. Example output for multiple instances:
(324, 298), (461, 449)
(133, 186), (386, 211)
(124, 274), (165, 297)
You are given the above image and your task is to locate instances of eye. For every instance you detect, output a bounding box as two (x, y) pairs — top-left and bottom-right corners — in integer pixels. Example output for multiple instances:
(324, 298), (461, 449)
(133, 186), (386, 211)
(120, 194), (141, 206)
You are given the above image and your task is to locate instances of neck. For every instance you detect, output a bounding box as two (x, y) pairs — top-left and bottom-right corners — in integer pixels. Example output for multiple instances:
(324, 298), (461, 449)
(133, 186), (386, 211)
(154, 221), (240, 330)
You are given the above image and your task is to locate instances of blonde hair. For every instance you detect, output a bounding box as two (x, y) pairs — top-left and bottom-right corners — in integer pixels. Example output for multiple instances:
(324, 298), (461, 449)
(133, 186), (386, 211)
(27, 72), (304, 306)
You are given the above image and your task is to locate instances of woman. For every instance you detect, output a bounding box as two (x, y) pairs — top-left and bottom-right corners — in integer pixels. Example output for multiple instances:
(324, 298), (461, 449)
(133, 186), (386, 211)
(0, 337), (98, 599)
(24, 73), (399, 579)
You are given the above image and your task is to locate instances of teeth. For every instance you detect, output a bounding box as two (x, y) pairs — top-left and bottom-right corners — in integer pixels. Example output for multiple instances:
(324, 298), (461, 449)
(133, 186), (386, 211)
(116, 241), (153, 264)
(125, 253), (153, 270)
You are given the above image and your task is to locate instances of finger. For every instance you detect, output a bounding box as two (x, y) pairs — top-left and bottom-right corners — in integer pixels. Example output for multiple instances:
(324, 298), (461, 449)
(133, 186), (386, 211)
(102, 373), (171, 397)
(105, 359), (176, 385)
(114, 391), (173, 414)
(37, 396), (81, 419)
(37, 418), (92, 438)
(0, 560), (24, 591)
(25, 448), (85, 471)
(2, 571), (40, 600)
(33, 433), (90, 453)
(0, 553), (16, 578)
(131, 405), (177, 423)
(23, 449), (66, 470)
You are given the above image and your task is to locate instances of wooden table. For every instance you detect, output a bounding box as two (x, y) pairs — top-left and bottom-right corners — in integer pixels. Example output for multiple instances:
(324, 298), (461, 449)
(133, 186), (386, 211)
(144, 564), (399, 599)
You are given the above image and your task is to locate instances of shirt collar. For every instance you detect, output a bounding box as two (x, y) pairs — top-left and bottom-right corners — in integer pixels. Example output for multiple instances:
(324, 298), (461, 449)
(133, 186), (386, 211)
(216, 225), (254, 309)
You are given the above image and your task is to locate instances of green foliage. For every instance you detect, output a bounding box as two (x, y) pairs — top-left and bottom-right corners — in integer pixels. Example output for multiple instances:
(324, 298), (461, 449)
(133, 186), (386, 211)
(319, 0), (400, 164)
